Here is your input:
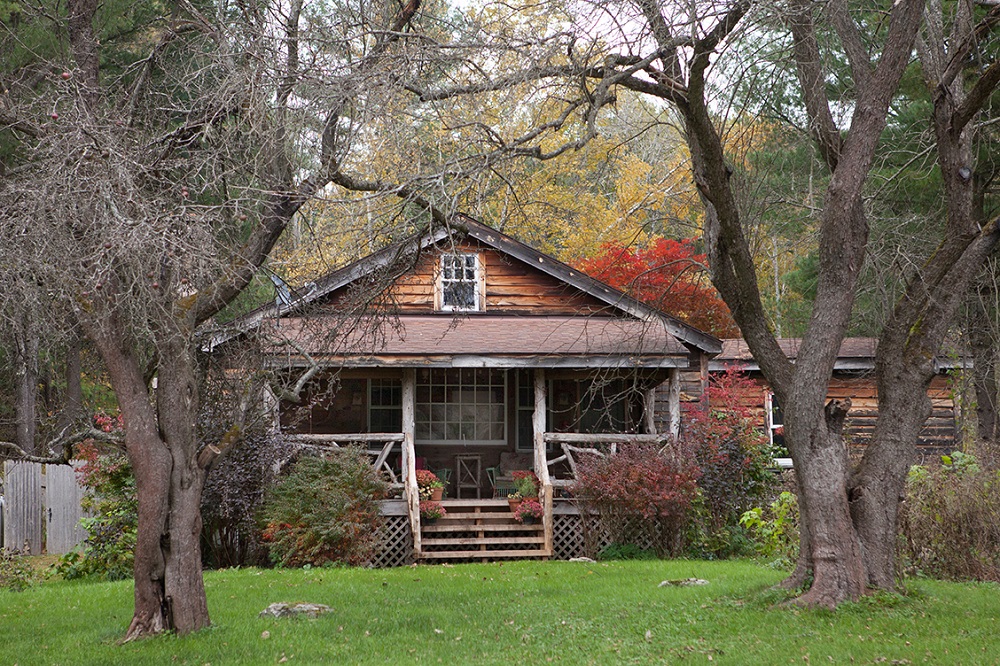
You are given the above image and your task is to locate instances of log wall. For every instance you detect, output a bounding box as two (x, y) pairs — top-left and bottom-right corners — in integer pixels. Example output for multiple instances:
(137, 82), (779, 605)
(711, 372), (958, 456)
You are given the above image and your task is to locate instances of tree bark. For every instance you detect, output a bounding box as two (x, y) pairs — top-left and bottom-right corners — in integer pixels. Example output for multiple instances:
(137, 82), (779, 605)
(971, 288), (1000, 467)
(849, 0), (1000, 589)
(14, 318), (39, 455)
(790, 400), (866, 607)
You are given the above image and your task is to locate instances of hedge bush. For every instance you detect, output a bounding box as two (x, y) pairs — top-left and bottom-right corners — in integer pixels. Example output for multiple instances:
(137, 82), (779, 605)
(899, 452), (1000, 582)
(260, 449), (388, 567)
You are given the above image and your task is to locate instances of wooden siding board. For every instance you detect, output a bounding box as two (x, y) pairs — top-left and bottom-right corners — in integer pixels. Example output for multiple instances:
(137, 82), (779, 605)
(324, 240), (613, 316)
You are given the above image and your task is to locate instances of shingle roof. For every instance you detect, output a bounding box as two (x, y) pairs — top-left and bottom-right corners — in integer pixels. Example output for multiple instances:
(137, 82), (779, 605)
(207, 214), (721, 356)
(266, 314), (689, 368)
(716, 338), (878, 363)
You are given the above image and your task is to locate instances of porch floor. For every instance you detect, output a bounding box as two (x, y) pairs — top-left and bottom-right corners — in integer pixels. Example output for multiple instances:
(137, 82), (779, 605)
(419, 499), (550, 562)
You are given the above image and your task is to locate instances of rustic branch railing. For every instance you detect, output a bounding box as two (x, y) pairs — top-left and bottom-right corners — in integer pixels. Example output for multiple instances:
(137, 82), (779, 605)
(544, 433), (673, 486)
(283, 433), (404, 485)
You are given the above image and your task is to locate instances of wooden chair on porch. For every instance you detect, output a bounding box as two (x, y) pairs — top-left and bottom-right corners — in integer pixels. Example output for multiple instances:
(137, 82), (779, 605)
(455, 454), (482, 499)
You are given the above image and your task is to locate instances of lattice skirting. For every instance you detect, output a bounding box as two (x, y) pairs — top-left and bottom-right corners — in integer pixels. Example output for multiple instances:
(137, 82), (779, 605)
(551, 513), (658, 560)
(368, 510), (659, 566)
(367, 515), (414, 568)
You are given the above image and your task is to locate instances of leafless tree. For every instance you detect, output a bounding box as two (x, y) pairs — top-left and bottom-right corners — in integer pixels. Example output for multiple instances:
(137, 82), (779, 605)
(0, 0), (597, 638)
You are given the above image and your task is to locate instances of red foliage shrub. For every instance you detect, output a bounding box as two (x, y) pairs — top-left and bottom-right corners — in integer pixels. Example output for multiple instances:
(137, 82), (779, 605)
(571, 443), (700, 556)
(683, 364), (776, 556)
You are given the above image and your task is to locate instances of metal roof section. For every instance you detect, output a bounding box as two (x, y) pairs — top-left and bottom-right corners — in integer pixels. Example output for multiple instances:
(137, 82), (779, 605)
(710, 338), (965, 372)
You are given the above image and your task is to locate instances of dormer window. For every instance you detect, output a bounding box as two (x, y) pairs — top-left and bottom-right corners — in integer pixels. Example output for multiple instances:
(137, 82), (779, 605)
(439, 253), (481, 311)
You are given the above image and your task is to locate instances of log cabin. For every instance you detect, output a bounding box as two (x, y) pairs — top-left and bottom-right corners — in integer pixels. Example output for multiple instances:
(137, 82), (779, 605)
(710, 338), (961, 465)
(213, 214), (721, 565)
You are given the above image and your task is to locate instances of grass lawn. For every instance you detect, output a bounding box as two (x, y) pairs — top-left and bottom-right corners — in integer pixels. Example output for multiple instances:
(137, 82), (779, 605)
(2, 559), (999, 665)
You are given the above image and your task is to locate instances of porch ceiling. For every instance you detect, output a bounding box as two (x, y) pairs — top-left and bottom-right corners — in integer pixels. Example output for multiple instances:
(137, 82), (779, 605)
(268, 314), (691, 368)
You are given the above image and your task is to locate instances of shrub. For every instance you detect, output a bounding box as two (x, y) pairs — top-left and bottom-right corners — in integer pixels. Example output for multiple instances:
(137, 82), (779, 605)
(899, 452), (1000, 582)
(682, 364), (777, 558)
(54, 430), (137, 581)
(260, 449), (388, 567)
(512, 470), (539, 498)
(0, 550), (34, 592)
(740, 491), (799, 565)
(571, 442), (700, 557)
(598, 543), (657, 561)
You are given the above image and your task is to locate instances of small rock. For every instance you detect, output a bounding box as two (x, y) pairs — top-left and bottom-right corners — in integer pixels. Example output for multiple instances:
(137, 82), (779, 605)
(658, 578), (709, 587)
(259, 602), (332, 618)
(569, 557), (596, 563)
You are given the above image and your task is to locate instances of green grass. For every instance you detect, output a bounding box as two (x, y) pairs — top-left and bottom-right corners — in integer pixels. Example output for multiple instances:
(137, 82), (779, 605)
(2, 560), (999, 665)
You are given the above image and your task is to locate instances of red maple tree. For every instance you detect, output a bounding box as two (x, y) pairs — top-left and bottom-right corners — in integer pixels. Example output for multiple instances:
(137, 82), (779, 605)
(577, 238), (739, 337)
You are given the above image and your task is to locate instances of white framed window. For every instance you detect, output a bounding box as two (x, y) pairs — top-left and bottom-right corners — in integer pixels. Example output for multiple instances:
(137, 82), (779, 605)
(368, 378), (402, 433)
(439, 253), (481, 311)
(765, 391), (791, 466)
(415, 368), (506, 445)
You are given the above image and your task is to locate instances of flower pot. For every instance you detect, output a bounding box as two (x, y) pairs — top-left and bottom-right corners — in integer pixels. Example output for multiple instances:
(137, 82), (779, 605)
(431, 487), (444, 501)
(508, 498), (522, 513)
(423, 517), (437, 525)
(522, 516), (537, 525)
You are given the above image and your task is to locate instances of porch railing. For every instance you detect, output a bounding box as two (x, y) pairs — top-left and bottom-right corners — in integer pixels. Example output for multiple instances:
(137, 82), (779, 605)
(543, 432), (674, 487)
(283, 433), (405, 487)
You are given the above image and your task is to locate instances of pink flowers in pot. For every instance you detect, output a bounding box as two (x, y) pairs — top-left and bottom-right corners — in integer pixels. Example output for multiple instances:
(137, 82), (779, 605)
(513, 499), (543, 523)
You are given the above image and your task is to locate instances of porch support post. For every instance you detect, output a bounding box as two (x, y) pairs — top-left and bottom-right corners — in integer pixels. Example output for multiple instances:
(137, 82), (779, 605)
(263, 385), (280, 436)
(668, 367), (681, 438)
(402, 368), (420, 558)
(644, 387), (657, 435)
(533, 368), (553, 557)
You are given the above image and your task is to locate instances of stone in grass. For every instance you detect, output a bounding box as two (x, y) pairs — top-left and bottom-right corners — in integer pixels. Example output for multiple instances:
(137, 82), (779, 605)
(260, 602), (333, 618)
(658, 578), (709, 587)
(569, 557), (596, 563)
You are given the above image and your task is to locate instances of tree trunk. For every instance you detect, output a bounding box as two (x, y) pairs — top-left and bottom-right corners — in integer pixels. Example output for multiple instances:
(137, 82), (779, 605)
(849, 360), (931, 589)
(785, 400), (866, 606)
(156, 331), (210, 635)
(82, 313), (211, 639)
(971, 267), (1000, 468)
(56, 334), (85, 435)
(14, 321), (39, 455)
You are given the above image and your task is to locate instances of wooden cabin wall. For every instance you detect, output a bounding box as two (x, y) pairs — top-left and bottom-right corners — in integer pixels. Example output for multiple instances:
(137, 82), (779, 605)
(706, 371), (958, 456)
(322, 240), (611, 315)
(653, 353), (710, 433)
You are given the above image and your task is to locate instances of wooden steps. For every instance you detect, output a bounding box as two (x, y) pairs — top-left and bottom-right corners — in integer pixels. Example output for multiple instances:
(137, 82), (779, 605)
(418, 498), (550, 562)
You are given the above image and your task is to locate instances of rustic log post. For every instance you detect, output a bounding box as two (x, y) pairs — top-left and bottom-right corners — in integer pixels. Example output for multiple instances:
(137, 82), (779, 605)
(263, 385), (280, 436)
(533, 369), (553, 556)
(644, 387), (657, 435)
(402, 368), (420, 558)
(668, 368), (681, 438)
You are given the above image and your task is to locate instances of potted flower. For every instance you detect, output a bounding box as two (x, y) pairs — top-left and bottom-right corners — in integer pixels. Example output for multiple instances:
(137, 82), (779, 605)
(513, 499), (543, 524)
(420, 500), (447, 524)
(416, 469), (445, 501)
(507, 490), (523, 513)
(511, 470), (539, 501)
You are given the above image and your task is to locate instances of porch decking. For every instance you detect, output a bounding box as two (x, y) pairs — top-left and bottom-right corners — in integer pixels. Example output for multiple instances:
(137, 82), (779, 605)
(419, 499), (550, 562)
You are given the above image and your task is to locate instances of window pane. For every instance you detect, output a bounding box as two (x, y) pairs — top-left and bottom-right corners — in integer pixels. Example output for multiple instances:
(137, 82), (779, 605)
(414, 368), (506, 443)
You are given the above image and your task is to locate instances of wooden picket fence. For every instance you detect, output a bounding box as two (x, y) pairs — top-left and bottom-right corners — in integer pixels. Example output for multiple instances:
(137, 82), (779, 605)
(2, 461), (87, 554)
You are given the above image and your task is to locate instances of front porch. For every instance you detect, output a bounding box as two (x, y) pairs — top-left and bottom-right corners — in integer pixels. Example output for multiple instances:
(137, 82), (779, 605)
(368, 497), (640, 566)
(280, 366), (683, 565)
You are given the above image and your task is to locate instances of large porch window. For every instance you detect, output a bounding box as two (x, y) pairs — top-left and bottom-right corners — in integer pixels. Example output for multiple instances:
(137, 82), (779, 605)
(415, 368), (506, 444)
